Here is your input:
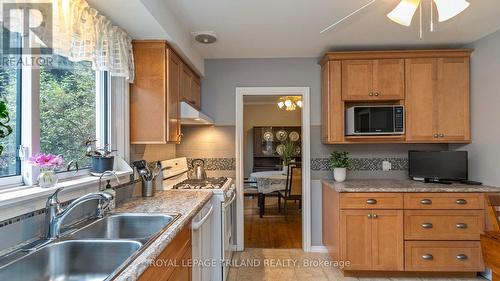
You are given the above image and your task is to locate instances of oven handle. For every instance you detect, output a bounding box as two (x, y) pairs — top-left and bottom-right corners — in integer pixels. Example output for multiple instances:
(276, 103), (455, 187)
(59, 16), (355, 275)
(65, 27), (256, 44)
(192, 204), (214, 230)
(224, 191), (237, 210)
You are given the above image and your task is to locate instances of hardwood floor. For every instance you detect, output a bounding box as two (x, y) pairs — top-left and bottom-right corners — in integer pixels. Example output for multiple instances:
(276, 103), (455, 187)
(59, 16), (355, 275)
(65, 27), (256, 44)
(244, 196), (302, 249)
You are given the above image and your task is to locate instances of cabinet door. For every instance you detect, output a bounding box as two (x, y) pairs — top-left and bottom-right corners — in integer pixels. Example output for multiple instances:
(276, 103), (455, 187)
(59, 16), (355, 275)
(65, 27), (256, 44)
(340, 210), (372, 270)
(169, 246), (192, 281)
(167, 49), (181, 143)
(181, 64), (193, 104)
(191, 77), (201, 109)
(435, 57), (470, 142)
(373, 59), (405, 100)
(342, 60), (373, 101)
(371, 210), (404, 271)
(405, 58), (437, 141)
(321, 61), (343, 143)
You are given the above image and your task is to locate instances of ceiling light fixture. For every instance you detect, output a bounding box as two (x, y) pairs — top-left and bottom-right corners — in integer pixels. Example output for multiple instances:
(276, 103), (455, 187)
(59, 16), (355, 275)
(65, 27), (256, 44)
(387, 0), (470, 27)
(277, 96), (302, 111)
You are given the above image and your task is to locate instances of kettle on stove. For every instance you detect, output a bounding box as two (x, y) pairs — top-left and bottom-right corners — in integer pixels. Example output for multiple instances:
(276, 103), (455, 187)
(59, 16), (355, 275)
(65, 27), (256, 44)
(189, 159), (207, 180)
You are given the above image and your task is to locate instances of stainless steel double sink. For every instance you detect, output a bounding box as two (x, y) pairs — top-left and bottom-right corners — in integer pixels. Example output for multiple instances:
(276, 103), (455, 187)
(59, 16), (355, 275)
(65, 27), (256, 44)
(0, 213), (179, 281)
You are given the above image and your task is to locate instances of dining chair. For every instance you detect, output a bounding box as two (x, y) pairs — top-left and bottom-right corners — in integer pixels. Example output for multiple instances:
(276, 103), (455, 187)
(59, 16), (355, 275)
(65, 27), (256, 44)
(486, 194), (500, 231)
(278, 165), (302, 216)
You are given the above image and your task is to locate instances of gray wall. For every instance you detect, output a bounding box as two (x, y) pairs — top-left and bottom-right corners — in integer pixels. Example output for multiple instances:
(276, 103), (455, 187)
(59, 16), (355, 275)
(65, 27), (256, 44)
(200, 58), (448, 246)
(452, 29), (500, 187)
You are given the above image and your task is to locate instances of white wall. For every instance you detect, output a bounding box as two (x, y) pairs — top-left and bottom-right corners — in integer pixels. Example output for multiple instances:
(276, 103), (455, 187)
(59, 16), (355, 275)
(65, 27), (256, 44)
(453, 29), (500, 187)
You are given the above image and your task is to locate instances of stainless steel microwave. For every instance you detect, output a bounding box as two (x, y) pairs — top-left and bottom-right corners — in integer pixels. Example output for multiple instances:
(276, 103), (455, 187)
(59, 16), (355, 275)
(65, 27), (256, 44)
(346, 105), (405, 135)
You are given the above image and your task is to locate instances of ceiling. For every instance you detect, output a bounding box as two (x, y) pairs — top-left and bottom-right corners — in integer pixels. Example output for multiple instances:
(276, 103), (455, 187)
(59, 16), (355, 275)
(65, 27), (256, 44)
(167, 0), (500, 58)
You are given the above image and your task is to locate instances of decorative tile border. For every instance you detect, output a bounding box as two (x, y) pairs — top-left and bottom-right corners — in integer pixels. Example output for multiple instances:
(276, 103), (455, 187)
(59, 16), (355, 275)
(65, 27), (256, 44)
(187, 158), (236, 171)
(311, 157), (408, 171)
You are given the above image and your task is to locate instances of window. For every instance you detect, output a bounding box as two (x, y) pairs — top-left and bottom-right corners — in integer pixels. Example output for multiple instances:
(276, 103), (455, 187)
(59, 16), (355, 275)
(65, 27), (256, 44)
(40, 56), (97, 169)
(0, 30), (21, 178)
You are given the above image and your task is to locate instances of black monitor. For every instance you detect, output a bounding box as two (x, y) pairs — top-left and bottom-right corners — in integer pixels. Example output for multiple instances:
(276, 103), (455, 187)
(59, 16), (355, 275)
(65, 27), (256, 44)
(408, 151), (468, 181)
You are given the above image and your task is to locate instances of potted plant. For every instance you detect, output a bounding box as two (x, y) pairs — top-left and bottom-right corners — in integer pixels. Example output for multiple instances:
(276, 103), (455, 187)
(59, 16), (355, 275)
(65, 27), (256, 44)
(85, 139), (115, 174)
(278, 141), (296, 173)
(0, 100), (13, 155)
(329, 151), (350, 182)
(29, 153), (64, 188)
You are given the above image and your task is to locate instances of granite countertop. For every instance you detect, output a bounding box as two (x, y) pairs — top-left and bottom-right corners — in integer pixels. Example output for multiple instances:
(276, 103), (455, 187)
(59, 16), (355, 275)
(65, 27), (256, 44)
(111, 190), (212, 281)
(322, 179), (500, 193)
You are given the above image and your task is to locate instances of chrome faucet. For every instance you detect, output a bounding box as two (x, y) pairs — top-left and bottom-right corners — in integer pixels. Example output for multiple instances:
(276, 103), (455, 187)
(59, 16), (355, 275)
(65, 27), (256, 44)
(45, 188), (113, 239)
(98, 170), (120, 191)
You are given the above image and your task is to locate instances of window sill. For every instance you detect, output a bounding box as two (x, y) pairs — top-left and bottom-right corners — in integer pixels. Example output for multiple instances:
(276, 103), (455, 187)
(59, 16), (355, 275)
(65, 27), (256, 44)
(0, 170), (133, 221)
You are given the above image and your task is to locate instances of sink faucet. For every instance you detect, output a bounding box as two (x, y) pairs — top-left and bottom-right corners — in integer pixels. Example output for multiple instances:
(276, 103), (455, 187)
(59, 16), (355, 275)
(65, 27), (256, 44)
(45, 188), (113, 240)
(99, 170), (120, 191)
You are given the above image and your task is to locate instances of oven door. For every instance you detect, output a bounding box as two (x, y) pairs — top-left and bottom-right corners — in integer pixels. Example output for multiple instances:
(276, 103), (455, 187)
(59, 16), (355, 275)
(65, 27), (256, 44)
(354, 106), (395, 134)
(221, 185), (236, 281)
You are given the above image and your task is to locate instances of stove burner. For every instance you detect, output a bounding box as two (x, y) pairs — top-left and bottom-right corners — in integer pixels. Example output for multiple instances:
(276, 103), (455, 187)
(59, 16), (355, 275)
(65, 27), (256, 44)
(173, 177), (228, 190)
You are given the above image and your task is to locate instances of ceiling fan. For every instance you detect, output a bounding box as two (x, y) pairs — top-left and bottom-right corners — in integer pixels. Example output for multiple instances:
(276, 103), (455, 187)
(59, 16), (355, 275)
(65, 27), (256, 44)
(320, 0), (471, 38)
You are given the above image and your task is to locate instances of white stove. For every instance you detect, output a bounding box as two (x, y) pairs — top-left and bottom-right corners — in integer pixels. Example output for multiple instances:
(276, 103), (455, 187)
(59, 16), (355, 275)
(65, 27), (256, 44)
(159, 157), (236, 281)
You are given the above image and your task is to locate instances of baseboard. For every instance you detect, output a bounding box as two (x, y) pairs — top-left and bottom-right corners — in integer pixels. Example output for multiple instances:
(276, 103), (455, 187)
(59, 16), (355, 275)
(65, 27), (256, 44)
(308, 246), (328, 253)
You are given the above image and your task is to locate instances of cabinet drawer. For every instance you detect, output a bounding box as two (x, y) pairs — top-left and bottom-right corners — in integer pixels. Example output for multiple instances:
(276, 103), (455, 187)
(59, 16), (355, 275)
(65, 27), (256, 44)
(404, 210), (484, 240)
(340, 193), (403, 209)
(405, 241), (483, 272)
(404, 193), (484, 210)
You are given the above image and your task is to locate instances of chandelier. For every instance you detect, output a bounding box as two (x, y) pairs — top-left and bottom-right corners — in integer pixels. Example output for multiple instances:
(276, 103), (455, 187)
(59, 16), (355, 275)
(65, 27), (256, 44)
(277, 96), (303, 111)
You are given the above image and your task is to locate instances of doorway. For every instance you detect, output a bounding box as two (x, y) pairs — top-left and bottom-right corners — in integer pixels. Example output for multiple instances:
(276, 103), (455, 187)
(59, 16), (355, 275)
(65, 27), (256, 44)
(235, 87), (311, 251)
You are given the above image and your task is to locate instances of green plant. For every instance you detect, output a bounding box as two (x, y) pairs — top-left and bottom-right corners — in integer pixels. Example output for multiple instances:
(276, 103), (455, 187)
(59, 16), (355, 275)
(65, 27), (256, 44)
(0, 100), (13, 155)
(279, 141), (296, 166)
(329, 151), (350, 169)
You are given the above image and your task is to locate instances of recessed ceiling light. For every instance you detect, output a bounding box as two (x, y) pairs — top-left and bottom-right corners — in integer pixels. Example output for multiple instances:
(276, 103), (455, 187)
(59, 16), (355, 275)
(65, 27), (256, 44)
(192, 31), (217, 44)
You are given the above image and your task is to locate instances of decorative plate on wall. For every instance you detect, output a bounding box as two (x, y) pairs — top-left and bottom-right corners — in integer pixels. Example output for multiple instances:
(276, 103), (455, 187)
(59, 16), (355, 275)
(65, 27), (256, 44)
(276, 144), (285, 156)
(294, 146), (301, 156)
(263, 131), (274, 142)
(276, 130), (288, 142)
(289, 131), (300, 142)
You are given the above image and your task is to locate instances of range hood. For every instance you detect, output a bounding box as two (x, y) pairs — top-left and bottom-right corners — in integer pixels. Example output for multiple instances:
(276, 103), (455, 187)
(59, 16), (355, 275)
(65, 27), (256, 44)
(180, 102), (214, 125)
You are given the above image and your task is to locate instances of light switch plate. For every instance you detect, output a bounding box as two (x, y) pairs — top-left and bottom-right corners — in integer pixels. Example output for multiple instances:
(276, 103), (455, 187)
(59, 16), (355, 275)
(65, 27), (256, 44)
(382, 161), (392, 171)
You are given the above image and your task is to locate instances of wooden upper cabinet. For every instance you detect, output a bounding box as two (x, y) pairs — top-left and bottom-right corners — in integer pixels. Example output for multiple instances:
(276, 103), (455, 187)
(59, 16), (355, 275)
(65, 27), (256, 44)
(436, 57), (470, 142)
(321, 61), (344, 144)
(167, 49), (182, 144)
(180, 63), (201, 109)
(405, 57), (470, 143)
(342, 59), (404, 101)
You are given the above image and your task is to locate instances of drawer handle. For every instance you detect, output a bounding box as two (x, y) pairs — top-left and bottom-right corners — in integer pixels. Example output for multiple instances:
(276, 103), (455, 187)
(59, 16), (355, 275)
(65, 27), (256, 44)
(456, 223), (468, 229)
(456, 254), (468, 260)
(420, 199), (432, 205)
(366, 199), (377, 205)
(456, 199), (467, 205)
(421, 223), (433, 229)
(422, 254), (434, 260)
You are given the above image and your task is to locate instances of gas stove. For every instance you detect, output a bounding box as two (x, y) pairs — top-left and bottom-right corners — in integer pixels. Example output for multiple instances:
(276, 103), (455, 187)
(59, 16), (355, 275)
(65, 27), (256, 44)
(173, 177), (228, 190)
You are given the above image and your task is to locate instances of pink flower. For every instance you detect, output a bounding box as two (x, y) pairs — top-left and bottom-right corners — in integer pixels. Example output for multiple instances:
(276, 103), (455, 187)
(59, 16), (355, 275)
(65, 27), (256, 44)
(29, 153), (64, 169)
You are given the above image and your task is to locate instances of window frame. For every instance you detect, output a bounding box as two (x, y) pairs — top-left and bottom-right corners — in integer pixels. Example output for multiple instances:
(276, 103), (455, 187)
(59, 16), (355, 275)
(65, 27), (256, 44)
(0, 36), (111, 188)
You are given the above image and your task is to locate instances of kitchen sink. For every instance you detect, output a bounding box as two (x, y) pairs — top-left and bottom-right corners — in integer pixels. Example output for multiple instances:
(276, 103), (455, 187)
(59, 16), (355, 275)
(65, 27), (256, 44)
(69, 213), (176, 243)
(0, 240), (142, 281)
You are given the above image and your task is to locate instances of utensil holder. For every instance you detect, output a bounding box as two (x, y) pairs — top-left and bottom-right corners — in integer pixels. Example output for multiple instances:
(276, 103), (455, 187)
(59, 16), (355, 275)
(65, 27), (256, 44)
(141, 175), (161, 197)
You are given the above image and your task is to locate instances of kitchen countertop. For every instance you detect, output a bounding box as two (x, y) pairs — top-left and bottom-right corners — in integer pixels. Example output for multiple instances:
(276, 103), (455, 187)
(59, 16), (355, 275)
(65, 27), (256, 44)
(322, 179), (500, 193)
(112, 190), (212, 281)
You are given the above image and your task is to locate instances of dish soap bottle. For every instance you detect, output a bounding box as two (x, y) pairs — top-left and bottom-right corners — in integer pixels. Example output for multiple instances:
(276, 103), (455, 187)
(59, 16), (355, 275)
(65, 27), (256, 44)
(103, 180), (116, 209)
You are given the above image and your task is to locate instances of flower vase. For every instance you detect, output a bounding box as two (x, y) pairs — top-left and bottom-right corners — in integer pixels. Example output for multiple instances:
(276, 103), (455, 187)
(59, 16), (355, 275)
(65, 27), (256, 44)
(38, 169), (58, 188)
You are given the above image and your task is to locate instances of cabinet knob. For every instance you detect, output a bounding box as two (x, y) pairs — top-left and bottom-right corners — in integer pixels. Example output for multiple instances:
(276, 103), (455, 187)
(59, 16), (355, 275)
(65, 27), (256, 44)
(421, 223), (433, 229)
(369, 92), (374, 96)
(439, 134), (445, 138)
(367, 214), (373, 219)
(372, 214), (378, 219)
(455, 199), (467, 205)
(456, 254), (468, 260)
(456, 223), (468, 229)
(421, 254), (434, 260)
(374, 92), (380, 96)
(420, 199), (432, 205)
(366, 199), (378, 205)
(433, 134), (439, 138)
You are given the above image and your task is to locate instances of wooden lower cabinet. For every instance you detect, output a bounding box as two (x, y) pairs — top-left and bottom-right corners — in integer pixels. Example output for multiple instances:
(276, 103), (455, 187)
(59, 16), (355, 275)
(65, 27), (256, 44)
(322, 182), (486, 276)
(340, 209), (403, 271)
(139, 224), (192, 281)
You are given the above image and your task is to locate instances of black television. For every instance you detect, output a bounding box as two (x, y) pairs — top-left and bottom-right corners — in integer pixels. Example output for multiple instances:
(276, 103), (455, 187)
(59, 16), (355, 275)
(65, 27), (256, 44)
(408, 151), (468, 181)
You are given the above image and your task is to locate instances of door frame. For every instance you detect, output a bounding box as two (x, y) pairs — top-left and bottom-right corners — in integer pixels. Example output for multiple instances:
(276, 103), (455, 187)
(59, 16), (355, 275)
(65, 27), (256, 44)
(235, 87), (311, 252)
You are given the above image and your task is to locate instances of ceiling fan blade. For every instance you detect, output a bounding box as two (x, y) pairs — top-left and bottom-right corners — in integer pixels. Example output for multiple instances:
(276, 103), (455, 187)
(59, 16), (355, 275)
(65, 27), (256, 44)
(320, 0), (378, 34)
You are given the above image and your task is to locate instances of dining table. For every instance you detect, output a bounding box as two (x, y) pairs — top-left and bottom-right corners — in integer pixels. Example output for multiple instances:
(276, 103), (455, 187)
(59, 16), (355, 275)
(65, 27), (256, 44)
(248, 170), (288, 217)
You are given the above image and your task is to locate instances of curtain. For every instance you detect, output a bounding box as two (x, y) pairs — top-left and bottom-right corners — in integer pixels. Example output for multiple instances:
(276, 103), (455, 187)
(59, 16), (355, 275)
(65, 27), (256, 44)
(52, 0), (134, 82)
(0, 0), (135, 82)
